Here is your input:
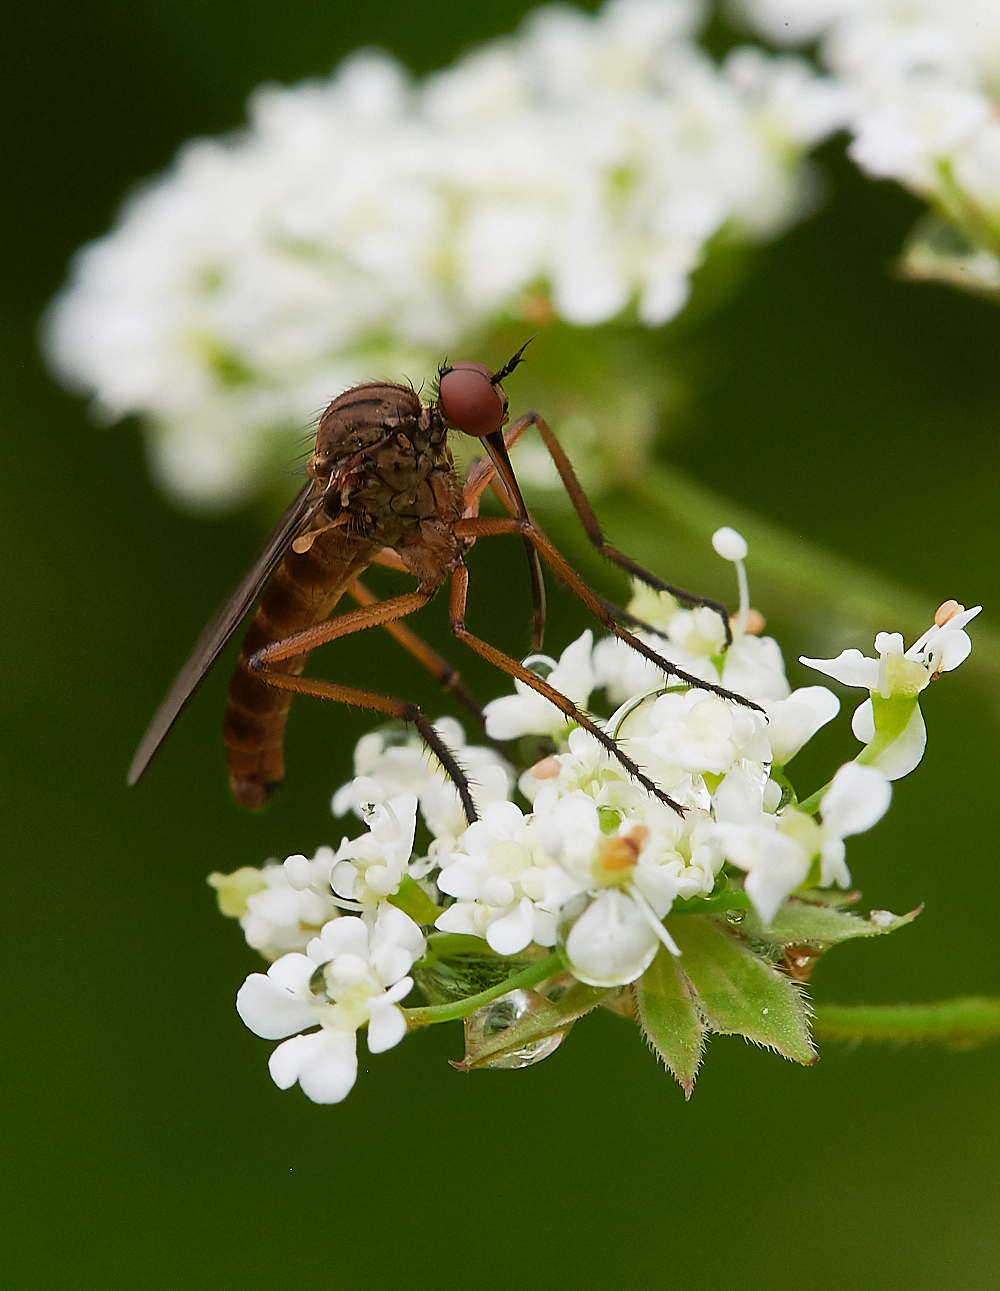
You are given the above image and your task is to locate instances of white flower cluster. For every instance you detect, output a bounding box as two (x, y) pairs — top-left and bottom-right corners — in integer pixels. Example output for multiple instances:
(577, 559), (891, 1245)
(45, 0), (846, 510)
(213, 527), (979, 1102)
(741, 0), (1000, 289)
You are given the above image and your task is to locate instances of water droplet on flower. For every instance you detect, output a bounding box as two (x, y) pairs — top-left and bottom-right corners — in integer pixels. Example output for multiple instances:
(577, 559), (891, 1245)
(726, 909), (746, 925)
(464, 989), (568, 1069)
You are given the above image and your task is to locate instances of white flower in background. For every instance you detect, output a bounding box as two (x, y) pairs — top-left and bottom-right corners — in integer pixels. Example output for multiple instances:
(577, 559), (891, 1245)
(208, 854), (339, 959)
(801, 600), (981, 779)
(483, 631), (597, 742)
(740, 0), (1000, 290)
(332, 717), (513, 851)
(45, 0), (846, 510)
(236, 905), (424, 1103)
(712, 761), (891, 923)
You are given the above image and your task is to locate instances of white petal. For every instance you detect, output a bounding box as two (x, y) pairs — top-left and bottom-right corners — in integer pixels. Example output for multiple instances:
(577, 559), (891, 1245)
(267, 1033), (317, 1090)
(436, 856), (488, 901)
(851, 698), (875, 743)
(564, 890), (659, 987)
(296, 1030), (358, 1104)
(821, 763), (892, 838)
(380, 974), (414, 1006)
(316, 916), (370, 960)
(366, 1001), (407, 1053)
(266, 953), (316, 992)
(481, 799), (527, 835)
(743, 848), (811, 925)
(483, 693), (553, 741)
(434, 902), (487, 937)
(486, 898), (536, 955)
(868, 705), (927, 781)
(370, 943), (414, 988)
(766, 686), (840, 765)
(712, 767), (765, 826)
(936, 629), (972, 672)
(800, 649), (878, 689)
(283, 854), (312, 890)
(236, 974), (314, 1040)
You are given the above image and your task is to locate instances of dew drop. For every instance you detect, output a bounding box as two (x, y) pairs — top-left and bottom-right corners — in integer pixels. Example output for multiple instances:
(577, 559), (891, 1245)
(726, 909), (746, 925)
(464, 989), (568, 1070)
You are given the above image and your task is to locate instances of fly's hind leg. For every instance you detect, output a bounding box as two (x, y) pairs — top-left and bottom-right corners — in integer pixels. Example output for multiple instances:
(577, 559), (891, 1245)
(346, 577), (485, 729)
(246, 587), (480, 823)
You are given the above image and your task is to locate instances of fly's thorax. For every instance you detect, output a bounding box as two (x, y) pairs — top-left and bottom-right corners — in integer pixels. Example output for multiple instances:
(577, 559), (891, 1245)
(307, 381), (458, 544)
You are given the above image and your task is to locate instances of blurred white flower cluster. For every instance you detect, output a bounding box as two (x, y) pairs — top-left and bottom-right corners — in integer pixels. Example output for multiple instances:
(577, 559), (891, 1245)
(741, 0), (1000, 291)
(213, 527), (977, 1102)
(45, 0), (846, 510)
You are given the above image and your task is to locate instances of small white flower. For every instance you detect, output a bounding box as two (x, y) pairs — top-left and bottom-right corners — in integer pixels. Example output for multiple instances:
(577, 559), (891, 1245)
(618, 688), (771, 795)
(435, 800), (559, 954)
(801, 601), (981, 778)
(209, 856), (340, 960)
(329, 793), (418, 907)
(235, 905), (424, 1104)
(712, 762), (891, 923)
(483, 631), (596, 741)
(332, 718), (513, 849)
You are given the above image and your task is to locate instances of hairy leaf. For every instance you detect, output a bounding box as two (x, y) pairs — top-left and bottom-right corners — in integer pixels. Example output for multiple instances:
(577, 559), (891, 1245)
(635, 947), (707, 1098)
(665, 915), (815, 1065)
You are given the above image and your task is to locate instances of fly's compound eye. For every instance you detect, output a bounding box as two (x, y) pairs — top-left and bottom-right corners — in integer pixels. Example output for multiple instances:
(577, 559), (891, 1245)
(437, 361), (508, 437)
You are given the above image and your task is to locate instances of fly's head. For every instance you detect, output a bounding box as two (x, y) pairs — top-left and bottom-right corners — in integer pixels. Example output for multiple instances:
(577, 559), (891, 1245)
(435, 339), (533, 439)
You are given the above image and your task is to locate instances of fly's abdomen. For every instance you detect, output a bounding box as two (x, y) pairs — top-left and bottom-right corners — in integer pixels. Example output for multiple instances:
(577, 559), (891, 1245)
(224, 530), (376, 808)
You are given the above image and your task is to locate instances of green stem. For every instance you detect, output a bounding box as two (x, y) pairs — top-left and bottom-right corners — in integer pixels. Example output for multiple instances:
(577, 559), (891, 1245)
(796, 781), (830, 816)
(813, 997), (1000, 1047)
(403, 952), (564, 1028)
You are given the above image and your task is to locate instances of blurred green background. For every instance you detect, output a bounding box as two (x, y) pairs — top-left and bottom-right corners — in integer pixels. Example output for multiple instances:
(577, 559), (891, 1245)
(4, 2), (999, 1288)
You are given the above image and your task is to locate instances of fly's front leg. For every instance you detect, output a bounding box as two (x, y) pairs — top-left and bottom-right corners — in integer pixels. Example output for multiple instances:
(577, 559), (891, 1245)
(240, 586), (480, 823)
(517, 411), (733, 648)
(447, 561), (687, 816)
(452, 516), (760, 710)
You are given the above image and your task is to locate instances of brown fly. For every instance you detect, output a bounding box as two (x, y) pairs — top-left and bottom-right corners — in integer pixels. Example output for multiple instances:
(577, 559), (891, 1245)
(128, 343), (753, 821)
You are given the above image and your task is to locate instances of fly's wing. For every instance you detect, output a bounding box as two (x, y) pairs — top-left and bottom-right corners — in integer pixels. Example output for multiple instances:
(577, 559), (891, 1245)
(127, 481), (321, 786)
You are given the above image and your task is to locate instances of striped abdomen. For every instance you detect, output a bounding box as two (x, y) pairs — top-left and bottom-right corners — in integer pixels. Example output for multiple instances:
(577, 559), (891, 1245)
(224, 527), (377, 808)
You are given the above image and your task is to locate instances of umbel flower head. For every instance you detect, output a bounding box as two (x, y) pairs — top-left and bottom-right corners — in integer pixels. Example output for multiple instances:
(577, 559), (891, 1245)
(211, 528), (974, 1103)
(740, 0), (1000, 294)
(44, 0), (846, 510)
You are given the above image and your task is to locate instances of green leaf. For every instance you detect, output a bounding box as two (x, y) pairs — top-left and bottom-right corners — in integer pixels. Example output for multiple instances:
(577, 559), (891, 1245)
(664, 915), (816, 1065)
(635, 947), (707, 1098)
(387, 876), (443, 926)
(454, 982), (607, 1072)
(735, 900), (922, 949)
